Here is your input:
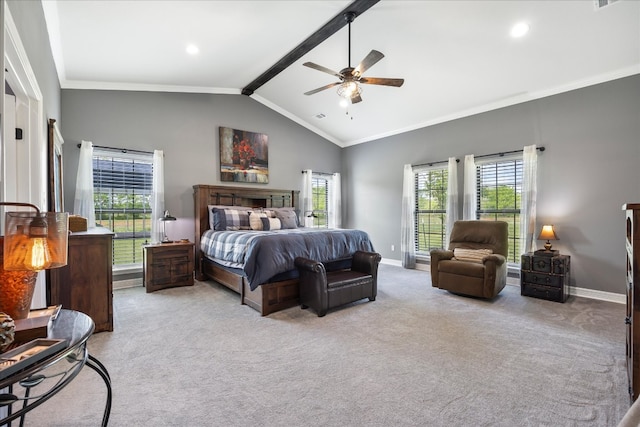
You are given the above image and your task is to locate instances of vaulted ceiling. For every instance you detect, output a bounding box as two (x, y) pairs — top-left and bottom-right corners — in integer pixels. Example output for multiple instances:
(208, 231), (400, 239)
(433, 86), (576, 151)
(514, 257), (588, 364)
(42, 0), (640, 147)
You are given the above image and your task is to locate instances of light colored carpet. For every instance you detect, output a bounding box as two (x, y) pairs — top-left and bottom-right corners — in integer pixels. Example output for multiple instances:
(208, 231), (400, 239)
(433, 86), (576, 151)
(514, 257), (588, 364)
(25, 264), (629, 426)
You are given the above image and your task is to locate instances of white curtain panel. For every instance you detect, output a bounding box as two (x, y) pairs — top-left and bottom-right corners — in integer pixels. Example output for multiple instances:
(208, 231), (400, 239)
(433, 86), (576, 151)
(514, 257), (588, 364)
(401, 164), (416, 268)
(329, 173), (342, 229)
(73, 140), (96, 227)
(301, 169), (313, 225)
(463, 154), (477, 220)
(445, 157), (459, 248)
(520, 144), (538, 255)
(151, 150), (165, 243)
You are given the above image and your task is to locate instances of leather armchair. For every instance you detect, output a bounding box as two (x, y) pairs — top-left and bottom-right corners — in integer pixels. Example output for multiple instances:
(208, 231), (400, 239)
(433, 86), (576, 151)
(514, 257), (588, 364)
(430, 220), (508, 299)
(294, 251), (381, 317)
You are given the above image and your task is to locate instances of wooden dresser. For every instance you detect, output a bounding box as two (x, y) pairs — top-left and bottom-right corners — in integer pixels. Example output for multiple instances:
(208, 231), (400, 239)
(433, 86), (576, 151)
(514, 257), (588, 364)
(48, 227), (114, 332)
(625, 203), (640, 401)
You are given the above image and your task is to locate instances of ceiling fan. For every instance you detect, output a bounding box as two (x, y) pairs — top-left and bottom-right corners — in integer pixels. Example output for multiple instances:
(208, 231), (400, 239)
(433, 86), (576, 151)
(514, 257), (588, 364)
(303, 11), (404, 104)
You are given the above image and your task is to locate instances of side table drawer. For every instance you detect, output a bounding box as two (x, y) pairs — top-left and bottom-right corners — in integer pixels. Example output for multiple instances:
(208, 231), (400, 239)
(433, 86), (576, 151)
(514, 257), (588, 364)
(522, 283), (564, 302)
(522, 271), (562, 288)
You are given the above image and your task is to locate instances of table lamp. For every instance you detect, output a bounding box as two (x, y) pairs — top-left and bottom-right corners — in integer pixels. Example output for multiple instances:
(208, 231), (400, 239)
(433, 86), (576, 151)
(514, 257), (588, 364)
(160, 210), (176, 243)
(0, 202), (68, 319)
(537, 224), (558, 252)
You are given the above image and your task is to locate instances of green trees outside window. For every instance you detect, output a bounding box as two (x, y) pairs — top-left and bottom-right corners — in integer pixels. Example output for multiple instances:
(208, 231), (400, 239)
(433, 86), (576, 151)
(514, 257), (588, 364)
(415, 168), (448, 253)
(93, 155), (153, 266)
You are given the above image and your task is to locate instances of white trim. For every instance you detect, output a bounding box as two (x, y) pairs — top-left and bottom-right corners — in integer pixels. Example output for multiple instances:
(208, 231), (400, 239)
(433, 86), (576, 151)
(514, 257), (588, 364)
(3, 5), (46, 309)
(571, 286), (625, 304)
(62, 79), (240, 95)
(381, 258), (402, 267)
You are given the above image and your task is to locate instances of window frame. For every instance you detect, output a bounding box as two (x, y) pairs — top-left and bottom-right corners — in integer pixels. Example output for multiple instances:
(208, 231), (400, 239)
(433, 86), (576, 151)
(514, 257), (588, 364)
(474, 154), (523, 263)
(309, 174), (329, 228)
(414, 165), (449, 255)
(92, 149), (153, 267)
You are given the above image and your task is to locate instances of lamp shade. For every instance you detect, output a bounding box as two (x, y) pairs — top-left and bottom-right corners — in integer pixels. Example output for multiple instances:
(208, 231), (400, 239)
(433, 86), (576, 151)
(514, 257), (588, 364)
(537, 225), (558, 241)
(160, 210), (176, 222)
(3, 211), (69, 271)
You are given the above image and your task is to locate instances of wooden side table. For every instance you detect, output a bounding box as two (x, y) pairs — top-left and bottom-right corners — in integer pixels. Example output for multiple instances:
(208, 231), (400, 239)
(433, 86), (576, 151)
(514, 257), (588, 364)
(143, 241), (195, 293)
(520, 252), (571, 302)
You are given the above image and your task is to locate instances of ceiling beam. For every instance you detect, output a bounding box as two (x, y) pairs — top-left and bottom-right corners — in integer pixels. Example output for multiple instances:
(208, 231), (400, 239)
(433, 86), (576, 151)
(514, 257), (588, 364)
(241, 0), (379, 96)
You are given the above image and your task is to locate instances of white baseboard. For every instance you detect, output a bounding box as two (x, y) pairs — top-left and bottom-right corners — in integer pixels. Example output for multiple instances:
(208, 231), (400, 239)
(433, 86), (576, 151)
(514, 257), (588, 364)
(380, 258), (625, 304)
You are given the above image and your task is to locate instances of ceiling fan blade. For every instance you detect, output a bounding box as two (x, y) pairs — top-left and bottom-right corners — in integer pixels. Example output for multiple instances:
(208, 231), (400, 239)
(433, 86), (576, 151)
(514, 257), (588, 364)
(304, 81), (341, 96)
(303, 62), (343, 79)
(351, 93), (362, 104)
(354, 50), (384, 76)
(359, 77), (405, 87)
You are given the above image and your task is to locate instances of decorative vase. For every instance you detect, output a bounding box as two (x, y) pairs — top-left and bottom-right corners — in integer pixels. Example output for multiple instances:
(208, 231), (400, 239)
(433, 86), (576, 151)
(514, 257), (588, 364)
(0, 312), (15, 352)
(239, 159), (249, 170)
(0, 237), (38, 320)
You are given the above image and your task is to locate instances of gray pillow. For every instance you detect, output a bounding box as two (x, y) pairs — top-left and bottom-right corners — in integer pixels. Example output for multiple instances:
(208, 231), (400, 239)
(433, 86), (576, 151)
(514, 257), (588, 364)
(274, 209), (299, 229)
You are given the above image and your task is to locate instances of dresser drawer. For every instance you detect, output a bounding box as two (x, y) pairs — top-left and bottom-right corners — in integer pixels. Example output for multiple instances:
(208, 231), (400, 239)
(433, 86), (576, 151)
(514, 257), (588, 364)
(521, 282), (564, 302)
(522, 271), (562, 287)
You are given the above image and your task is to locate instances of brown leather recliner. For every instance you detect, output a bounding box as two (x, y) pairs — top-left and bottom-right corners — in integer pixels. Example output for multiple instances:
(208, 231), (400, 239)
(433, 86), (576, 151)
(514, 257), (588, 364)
(430, 220), (509, 299)
(294, 251), (381, 317)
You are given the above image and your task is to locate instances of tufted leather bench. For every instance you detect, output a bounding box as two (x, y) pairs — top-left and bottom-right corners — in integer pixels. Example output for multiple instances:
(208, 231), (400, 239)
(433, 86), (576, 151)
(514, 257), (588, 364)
(294, 251), (381, 317)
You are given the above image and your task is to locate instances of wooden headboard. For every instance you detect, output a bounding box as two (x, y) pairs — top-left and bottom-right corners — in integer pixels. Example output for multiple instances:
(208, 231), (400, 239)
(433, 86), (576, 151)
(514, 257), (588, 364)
(192, 185), (300, 275)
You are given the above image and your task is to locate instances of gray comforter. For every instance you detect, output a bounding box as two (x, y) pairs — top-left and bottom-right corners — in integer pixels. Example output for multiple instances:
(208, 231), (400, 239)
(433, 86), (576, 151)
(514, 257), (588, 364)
(200, 228), (374, 290)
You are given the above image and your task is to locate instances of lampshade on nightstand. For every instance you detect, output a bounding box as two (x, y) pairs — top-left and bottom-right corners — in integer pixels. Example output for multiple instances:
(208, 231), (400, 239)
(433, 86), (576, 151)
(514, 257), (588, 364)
(0, 203), (68, 319)
(537, 224), (559, 252)
(159, 210), (176, 243)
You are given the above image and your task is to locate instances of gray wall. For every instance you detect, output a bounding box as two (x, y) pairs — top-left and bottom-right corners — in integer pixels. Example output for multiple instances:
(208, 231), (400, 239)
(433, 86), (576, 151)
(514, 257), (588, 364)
(7, 0), (60, 124)
(343, 75), (640, 295)
(61, 90), (341, 241)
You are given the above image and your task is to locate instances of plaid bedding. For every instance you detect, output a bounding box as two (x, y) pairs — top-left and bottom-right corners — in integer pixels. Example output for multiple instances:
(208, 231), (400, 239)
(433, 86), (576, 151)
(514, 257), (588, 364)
(200, 228), (375, 290)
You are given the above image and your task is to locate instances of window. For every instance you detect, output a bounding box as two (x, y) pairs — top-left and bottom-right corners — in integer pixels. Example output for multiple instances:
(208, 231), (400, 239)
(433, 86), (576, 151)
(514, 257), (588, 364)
(309, 175), (328, 228)
(93, 150), (153, 266)
(476, 157), (523, 263)
(414, 167), (448, 253)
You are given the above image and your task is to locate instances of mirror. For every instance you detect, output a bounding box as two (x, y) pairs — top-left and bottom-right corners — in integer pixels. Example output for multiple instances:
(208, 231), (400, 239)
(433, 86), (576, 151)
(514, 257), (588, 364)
(48, 118), (64, 212)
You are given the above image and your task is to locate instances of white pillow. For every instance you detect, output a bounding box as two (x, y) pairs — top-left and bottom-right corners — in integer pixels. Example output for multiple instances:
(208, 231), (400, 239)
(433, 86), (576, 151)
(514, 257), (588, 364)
(249, 212), (268, 230)
(453, 248), (493, 263)
(260, 217), (282, 231)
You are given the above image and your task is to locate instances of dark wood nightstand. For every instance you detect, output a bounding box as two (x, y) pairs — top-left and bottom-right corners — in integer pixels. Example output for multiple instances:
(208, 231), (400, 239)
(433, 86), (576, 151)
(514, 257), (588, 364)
(520, 252), (570, 302)
(143, 241), (195, 293)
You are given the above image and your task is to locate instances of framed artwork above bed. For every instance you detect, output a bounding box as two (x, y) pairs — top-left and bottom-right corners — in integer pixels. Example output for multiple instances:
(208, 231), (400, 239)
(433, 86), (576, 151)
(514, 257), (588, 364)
(219, 126), (269, 184)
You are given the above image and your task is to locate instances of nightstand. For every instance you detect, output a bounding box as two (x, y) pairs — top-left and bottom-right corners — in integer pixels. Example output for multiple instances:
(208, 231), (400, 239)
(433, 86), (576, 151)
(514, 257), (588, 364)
(143, 242), (195, 293)
(521, 252), (571, 302)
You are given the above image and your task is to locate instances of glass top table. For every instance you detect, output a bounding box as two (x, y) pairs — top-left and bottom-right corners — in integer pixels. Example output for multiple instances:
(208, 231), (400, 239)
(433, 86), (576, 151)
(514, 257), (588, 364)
(0, 309), (112, 426)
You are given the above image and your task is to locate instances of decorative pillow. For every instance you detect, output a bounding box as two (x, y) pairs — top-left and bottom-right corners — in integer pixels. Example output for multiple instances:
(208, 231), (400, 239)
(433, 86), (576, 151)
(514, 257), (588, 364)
(453, 248), (493, 263)
(249, 212), (269, 231)
(212, 208), (250, 231)
(209, 205), (252, 230)
(269, 207), (300, 227)
(274, 210), (299, 229)
(260, 217), (282, 231)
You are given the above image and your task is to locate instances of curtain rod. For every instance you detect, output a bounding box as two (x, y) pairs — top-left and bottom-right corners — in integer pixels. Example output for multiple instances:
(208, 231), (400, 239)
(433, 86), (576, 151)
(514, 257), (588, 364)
(76, 143), (153, 155)
(413, 146), (545, 168)
(474, 146), (545, 160)
(301, 170), (334, 176)
(413, 158), (460, 168)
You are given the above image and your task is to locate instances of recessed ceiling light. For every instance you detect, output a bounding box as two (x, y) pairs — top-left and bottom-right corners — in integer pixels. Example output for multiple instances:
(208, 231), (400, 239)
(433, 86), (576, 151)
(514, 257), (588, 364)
(510, 22), (530, 38)
(186, 44), (199, 55)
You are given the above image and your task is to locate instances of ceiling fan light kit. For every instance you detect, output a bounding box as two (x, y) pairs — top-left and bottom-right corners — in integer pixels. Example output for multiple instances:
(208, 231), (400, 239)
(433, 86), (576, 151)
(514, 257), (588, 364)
(303, 11), (404, 104)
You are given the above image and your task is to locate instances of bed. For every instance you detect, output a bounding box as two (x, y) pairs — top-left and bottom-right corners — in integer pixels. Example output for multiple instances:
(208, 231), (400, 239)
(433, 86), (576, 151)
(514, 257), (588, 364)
(193, 184), (374, 315)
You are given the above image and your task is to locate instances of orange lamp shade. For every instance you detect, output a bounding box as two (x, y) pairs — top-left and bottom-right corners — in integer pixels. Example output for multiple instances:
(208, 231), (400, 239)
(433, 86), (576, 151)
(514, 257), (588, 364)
(537, 225), (559, 241)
